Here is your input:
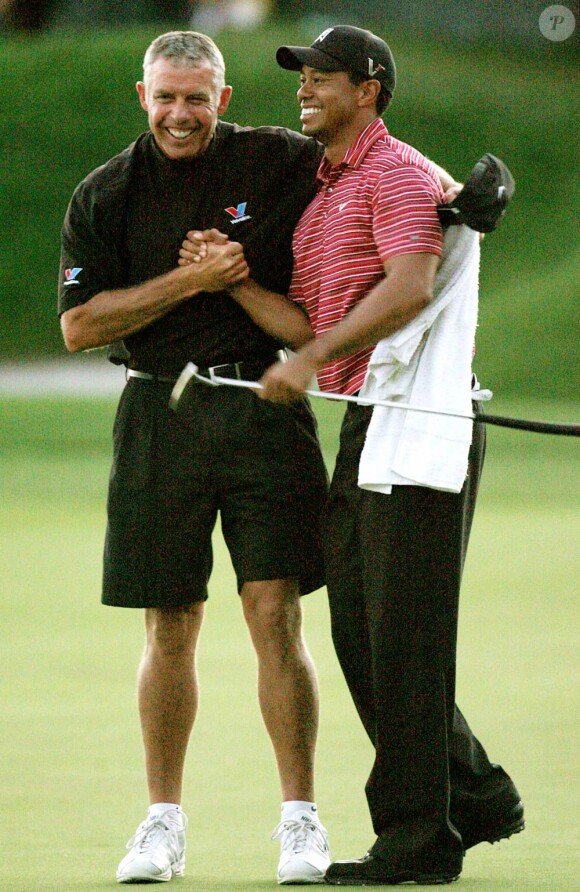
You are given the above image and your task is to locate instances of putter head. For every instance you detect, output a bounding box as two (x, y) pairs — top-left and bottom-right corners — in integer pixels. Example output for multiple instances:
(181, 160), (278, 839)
(169, 362), (217, 413)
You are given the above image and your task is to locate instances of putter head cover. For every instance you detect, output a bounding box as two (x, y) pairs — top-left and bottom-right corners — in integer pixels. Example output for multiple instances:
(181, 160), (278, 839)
(437, 153), (515, 233)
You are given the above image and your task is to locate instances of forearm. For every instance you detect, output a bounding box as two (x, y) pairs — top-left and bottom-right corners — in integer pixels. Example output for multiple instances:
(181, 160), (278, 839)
(298, 274), (431, 373)
(259, 253), (439, 402)
(60, 266), (200, 353)
(61, 238), (249, 352)
(229, 279), (314, 349)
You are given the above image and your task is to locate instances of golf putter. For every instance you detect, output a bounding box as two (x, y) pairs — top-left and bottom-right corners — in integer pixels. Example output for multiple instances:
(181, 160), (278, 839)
(169, 361), (482, 423)
(168, 362), (221, 413)
(168, 362), (580, 435)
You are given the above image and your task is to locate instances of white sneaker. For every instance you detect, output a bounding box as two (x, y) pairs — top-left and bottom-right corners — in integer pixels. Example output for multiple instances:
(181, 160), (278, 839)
(116, 809), (188, 883)
(272, 811), (330, 884)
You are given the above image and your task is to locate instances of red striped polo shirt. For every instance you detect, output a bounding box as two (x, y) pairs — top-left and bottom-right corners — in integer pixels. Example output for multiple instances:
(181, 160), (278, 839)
(290, 118), (445, 394)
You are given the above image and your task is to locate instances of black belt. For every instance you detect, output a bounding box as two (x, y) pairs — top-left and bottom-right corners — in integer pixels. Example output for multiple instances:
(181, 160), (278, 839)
(127, 352), (285, 385)
(126, 369), (176, 384)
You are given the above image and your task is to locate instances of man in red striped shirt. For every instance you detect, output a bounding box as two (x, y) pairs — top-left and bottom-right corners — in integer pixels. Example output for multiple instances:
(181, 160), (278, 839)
(287, 114), (444, 396)
(261, 25), (524, 886)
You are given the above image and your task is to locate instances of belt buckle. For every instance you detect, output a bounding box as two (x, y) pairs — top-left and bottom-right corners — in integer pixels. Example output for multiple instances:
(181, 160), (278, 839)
(208, 353), (284, 383)
(209, 361), (242, 381)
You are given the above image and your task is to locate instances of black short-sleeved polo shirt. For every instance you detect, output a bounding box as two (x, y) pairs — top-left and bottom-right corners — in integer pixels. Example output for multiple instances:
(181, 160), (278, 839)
(59, 122), (322, 374)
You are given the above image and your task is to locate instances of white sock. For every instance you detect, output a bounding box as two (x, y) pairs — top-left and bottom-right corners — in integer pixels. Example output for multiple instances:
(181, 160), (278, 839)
(281, 800), (320, 822)
(148, 802), (184, 828)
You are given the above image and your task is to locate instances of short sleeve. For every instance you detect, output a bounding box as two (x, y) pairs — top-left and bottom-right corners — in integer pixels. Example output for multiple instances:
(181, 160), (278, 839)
(371, 165), (444, 263)
(58, 174), (127, 316)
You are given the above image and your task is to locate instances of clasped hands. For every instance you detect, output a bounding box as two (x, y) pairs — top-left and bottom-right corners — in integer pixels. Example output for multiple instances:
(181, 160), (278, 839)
(179, 229), (316, 404)
(179, 228), (234, 266)
(178, 228), (249, 290)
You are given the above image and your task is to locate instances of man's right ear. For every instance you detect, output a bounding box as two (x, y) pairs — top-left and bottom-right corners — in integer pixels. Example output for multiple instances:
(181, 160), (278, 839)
(136, 81), (148, 111)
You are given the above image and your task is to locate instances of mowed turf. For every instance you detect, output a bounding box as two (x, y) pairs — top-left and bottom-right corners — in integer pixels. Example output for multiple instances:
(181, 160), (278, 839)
(1, 395), (578, 891)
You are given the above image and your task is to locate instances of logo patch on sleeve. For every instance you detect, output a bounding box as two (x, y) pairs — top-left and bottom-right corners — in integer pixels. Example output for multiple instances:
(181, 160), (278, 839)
(64, 267), (83, 285)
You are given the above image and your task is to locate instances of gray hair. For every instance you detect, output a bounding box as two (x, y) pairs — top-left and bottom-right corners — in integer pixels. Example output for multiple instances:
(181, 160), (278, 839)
(143, 31), (226, 93)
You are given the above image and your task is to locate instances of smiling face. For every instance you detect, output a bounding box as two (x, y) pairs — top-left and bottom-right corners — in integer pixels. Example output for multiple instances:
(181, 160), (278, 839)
(297, 67), (362, 140)
(297, 66), (380, 163)
(136, 58), (232, 161)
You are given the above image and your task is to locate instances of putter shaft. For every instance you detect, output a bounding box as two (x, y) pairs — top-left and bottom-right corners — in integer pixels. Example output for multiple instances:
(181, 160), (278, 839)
(170, 362), (579, 436)
(208, 371), (477, 423)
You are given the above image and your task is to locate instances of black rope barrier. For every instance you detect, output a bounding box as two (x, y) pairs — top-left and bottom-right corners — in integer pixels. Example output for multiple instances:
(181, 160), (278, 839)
(474, 413), (580, 437)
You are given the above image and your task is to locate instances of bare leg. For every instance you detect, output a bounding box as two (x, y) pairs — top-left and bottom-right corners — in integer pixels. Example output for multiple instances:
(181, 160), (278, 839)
(242, 579), (319, 801)
(138, 602), (205, 805)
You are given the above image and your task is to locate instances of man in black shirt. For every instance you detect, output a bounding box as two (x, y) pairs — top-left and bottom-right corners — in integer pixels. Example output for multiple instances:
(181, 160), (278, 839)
(59, 31), (330, 885)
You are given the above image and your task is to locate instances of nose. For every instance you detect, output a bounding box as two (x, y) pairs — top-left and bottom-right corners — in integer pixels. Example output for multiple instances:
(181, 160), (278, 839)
(297, 81), (312, 100)
(169, 97), (191, 122)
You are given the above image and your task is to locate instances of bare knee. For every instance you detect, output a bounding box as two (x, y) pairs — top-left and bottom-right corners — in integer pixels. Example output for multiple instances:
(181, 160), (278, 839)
(145, 602), (205, 658)
(242, 580), (303, 657)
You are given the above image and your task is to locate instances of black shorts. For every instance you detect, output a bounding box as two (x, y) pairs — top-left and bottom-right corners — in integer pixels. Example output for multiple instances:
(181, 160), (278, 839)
(102, 378), (329, 608)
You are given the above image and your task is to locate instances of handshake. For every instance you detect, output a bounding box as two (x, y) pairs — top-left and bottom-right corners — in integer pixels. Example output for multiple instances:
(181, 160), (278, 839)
(177, 228), (249, 293)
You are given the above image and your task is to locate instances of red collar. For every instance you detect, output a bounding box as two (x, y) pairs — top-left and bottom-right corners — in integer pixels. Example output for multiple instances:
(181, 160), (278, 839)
(316, 118), (389, 186)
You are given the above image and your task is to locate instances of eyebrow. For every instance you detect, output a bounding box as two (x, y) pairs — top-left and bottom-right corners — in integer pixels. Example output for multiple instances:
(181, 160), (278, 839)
(154, 89), (211, 99)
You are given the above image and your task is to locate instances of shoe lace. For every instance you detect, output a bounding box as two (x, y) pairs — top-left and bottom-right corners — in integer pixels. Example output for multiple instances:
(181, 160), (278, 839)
(271, 817), (329, 856)
(126, 811), (186, 856)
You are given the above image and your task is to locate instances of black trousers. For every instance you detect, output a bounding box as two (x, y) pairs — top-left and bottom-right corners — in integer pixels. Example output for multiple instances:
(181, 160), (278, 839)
(324, 402), (496, 851)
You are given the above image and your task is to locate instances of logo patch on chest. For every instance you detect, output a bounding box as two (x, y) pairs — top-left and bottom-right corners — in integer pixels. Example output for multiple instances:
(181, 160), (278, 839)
(225, 202), (251, 224)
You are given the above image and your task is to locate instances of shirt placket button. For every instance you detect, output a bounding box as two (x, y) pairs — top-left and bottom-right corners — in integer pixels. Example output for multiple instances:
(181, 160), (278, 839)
(323, 185), (332, 218)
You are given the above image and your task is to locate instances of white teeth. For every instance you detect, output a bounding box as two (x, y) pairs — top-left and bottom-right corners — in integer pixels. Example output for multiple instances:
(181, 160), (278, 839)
(301, 108), (319, 118)
(168, 129), (192, 139)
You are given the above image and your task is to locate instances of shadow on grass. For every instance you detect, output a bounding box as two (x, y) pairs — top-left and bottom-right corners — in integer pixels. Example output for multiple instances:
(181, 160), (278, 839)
(84, 876), (488, 891)
(88, 882), (286, 891)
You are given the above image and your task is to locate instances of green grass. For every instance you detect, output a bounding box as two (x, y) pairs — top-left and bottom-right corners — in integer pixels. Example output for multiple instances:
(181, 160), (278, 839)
(1, 394), (579, 889)
(0, 25), (578, 399)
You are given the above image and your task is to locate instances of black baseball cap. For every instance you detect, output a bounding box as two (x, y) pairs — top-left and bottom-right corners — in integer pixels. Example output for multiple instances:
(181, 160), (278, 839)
(437, 154), (516, 233)
(277, 25), (396, 96)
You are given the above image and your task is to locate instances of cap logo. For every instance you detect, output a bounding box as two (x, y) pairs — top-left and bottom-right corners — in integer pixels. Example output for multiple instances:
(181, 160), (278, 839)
(368, 59), (385, 77)
(314, 28), (334, 44)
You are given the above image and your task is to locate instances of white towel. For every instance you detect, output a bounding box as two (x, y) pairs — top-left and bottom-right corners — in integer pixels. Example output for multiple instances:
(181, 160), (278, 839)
(358, 225), (480, 494)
